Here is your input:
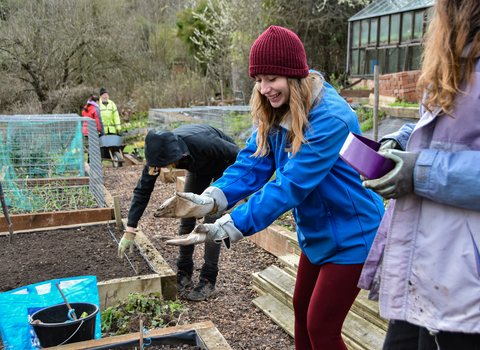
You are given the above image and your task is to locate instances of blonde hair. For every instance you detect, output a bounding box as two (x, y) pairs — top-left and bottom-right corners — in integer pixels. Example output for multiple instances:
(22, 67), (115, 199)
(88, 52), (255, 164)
(417, 0), (480, 115)
(250, 73), (322, 157)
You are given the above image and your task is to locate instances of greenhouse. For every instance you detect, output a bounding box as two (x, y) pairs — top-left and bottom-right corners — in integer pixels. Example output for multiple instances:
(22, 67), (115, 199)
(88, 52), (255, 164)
(348, 0), (435, 78)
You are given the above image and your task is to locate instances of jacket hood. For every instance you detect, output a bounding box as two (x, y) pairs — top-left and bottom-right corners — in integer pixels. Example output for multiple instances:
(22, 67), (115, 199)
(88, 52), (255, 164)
(87, 100), (99, 108)
(144, 129), (191, 167)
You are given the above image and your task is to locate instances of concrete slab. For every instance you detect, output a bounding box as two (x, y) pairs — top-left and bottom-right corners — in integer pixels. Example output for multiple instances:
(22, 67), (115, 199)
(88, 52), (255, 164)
(362, 116), (418, 141)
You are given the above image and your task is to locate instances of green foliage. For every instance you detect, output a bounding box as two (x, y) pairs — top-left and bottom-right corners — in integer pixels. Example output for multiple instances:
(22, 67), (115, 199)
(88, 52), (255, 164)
(176, 0), (212, 60)
(274, 211), (294, 231)
(388, 99), (419, 108)
(356, 107), (385, 133)
(122, 114), (149, 133)
(101, 293), (188, 335)
(328, 73), (346, 92)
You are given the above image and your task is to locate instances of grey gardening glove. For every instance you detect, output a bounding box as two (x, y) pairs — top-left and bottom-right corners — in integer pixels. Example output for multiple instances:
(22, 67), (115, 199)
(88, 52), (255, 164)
(154, 192), (217, 219)
(360, 139), (403, 181)
(161, 222), (231, 249)
(362, 149), (420, 199)
(379, 139), (401, 151)
(118, 230), (136, 257)
(160, 214), (244, 250)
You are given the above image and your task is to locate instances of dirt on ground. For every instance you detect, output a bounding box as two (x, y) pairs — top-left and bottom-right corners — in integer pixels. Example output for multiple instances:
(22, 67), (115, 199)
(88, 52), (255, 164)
(103, 165), (296, 350)
(0, 226), (153, 293)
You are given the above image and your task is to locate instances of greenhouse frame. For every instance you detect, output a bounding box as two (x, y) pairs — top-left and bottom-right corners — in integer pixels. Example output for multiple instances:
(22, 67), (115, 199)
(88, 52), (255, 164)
(347, 0), (435, 78)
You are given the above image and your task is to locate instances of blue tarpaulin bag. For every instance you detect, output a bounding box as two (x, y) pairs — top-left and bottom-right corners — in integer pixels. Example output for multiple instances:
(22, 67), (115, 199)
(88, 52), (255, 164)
(0, 276), (101, 350)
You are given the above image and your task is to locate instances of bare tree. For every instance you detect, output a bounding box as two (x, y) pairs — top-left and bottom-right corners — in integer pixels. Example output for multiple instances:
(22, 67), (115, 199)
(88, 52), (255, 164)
(0, 0), (138, 113)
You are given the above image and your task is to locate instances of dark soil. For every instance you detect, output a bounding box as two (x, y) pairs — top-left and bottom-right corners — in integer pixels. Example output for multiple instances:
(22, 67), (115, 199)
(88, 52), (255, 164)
(103, 165), (296, 350)
(0, 225), (153, 293)
(109, 345), (201, 350)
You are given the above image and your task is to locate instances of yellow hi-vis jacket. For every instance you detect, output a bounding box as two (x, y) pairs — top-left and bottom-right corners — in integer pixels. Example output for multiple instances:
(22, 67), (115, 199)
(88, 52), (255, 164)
(99, 99), (121, 134)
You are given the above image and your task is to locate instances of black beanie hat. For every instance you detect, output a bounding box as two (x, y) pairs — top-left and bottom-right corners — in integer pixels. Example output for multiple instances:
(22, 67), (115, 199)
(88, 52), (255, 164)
(99, 88), (108, 96)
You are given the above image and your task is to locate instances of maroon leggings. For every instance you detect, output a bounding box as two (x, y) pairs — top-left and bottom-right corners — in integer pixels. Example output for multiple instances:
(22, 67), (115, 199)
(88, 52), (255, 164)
(292, 253), (364, 350)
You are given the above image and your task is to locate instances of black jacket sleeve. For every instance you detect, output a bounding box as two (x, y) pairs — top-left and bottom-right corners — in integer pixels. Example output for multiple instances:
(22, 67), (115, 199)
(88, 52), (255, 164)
(127, 165), (159, 228)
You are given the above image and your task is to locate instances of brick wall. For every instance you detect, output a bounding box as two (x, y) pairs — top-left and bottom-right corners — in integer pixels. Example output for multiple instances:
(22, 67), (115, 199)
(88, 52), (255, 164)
(379, 70), (421, 103)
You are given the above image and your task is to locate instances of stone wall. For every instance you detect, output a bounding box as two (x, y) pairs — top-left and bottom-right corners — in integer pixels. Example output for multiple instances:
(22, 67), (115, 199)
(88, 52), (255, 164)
(347, 70), (422, 103)
(379, 70), (421, 103)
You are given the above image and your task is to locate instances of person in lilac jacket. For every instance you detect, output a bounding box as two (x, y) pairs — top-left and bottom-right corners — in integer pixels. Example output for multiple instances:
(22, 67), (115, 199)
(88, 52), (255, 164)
(360, 0), (480, 348)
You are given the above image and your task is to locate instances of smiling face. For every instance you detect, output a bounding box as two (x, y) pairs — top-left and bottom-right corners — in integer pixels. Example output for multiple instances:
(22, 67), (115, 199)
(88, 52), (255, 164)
(255, 75), (290, 108)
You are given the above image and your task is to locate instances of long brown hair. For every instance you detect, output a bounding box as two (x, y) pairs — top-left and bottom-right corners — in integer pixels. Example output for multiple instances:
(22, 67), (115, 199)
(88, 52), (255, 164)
(249, 73), (322, 157)
(417, 0), (480, 115)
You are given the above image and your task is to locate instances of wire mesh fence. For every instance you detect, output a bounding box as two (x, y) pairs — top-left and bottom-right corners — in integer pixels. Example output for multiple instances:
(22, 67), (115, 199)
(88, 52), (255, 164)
(149, 106), (253, 148)
(0, 114), (106, 215)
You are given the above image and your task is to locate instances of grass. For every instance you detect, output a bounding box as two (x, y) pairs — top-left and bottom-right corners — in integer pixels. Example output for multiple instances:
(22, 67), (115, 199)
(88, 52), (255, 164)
(356, 107), (386, 133)
(388, 99), (419, 108)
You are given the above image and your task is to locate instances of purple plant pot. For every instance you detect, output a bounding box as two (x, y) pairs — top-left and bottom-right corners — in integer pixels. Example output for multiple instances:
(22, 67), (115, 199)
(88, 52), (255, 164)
(339, 132), (395, 180)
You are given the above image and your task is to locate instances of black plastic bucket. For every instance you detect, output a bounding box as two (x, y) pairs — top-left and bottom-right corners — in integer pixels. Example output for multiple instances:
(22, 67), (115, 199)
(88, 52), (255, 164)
(30, 302), (99, 348)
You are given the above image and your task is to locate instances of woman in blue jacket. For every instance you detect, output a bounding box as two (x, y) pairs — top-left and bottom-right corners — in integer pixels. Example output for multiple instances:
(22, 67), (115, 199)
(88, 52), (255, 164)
(159, 26), (384, 349)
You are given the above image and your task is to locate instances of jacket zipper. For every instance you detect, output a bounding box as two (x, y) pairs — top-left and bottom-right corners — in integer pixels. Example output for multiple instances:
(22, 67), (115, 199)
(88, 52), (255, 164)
(327, 208), (340, 249)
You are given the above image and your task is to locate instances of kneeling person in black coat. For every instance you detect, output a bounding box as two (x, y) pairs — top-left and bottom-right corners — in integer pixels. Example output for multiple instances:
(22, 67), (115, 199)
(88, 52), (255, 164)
(120, 124), (240, 301)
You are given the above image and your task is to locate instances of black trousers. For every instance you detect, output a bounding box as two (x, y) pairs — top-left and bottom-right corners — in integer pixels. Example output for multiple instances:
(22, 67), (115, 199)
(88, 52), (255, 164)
(383, 320), (480, 350)
(176, 169), (226, 283)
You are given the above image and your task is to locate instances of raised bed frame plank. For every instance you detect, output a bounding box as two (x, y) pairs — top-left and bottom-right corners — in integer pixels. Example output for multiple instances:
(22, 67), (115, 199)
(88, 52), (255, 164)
(98, 221), (176, 310)
(123, 153), (145, 166)
(160, 168), (186, 183)
(0, 166), (116, 234)
(54, 321), (232, 350)
(0, 207), (114, 233)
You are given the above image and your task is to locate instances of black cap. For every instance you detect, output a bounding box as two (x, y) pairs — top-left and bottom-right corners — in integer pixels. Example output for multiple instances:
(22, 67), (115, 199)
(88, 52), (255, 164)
(99, 88), (107, 96)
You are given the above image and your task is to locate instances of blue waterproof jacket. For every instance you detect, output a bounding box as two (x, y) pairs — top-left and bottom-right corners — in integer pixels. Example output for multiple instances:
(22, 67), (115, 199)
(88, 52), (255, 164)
(212, 73), (384, 265)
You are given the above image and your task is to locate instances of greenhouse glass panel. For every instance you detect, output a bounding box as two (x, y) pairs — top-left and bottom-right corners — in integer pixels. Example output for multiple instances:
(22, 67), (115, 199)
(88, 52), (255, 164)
(380, 16), (389, 44)
(351, 49), (359, 74)
(390, 14), (400, 43)
(399, 47), (407, 71)
(366, 50), (377, 75)
(353, 21), (360, 46)
(359, 49), (366, 74)
(361, 20), (369, 45)
(408, 45), (422, 70)
(370, 19), (378, 44)
(387, 48), (399, 73)
(414, 11), (424, 39)
(402, 12), (413, 41)
(378, 49), (386, 74)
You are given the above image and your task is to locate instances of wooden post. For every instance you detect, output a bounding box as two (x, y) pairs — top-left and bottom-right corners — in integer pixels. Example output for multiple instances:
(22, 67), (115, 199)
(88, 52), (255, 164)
(0, 182), (13, 243)
(373, 65), (380, 142)
(139, 319), (144, 349)
(113, 196), (123, 229)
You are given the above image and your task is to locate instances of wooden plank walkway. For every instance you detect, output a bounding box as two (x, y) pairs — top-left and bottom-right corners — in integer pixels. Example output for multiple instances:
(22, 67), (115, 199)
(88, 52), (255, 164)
(252, 230), (387, 350)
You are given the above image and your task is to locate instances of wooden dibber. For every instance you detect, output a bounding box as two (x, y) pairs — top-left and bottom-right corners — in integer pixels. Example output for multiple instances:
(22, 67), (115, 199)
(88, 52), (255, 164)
(56, 283), (78, 320)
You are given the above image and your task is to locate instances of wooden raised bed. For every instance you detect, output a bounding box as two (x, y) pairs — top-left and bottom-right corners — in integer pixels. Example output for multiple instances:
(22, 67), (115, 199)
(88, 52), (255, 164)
(98, 220), (176, 309)
(0, 185), (114, 233)
(124, 153), (145, 166)
(55, 321), (231, 350)
(0, 177), (176, 307)
(160, 168), (186, 183)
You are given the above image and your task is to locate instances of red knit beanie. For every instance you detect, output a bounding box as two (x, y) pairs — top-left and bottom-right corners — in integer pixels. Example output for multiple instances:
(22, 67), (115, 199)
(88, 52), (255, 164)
(249, 26), (309, 79)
